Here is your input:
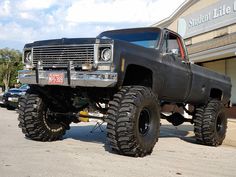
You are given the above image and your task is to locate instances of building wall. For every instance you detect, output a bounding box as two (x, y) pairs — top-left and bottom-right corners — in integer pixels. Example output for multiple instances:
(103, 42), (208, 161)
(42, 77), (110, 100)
(226, 58), (236, 105)
(167, 0), (236, 45)
(202, 60), (226, 75)
(202, 58), (236, 104)
(168, 0), (220, 39)
(191, 23), (236, 44)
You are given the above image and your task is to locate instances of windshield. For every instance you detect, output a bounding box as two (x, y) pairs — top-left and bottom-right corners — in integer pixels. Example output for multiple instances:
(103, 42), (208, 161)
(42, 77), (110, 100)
(99, 30), (160, 49)
(19, 84), (29, 90)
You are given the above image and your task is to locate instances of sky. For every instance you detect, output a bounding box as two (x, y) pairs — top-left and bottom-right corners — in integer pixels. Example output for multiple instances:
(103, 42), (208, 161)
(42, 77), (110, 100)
(0, 0), (185, 50)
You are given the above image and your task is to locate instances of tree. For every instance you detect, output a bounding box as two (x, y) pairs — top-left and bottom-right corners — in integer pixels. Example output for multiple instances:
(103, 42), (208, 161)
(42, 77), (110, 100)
(0, 48), (23, 91)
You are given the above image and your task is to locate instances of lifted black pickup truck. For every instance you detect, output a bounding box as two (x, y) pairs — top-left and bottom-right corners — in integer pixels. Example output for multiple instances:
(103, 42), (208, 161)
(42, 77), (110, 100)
(18, 27), (231, 157)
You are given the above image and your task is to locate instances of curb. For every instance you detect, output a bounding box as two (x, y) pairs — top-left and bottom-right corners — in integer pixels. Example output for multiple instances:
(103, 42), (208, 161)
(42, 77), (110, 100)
(228, 118), (236, 123)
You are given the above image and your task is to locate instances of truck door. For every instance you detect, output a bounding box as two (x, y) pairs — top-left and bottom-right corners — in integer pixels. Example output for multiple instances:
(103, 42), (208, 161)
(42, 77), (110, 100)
(159, 31), (191, 102)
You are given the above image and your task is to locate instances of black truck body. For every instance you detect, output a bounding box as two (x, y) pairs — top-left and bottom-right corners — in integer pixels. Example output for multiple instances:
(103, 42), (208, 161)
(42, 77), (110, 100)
(18, 27), (232, 157)
(20, 28), (231, 105)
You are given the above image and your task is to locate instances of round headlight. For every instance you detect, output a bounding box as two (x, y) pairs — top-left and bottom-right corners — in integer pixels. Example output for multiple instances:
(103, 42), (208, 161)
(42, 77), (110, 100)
(101, 48), (112, 62)
(25, 52), (32, 63)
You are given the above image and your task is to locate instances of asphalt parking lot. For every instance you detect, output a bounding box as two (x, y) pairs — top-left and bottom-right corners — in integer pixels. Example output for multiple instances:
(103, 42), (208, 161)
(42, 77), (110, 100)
(0, 106), (236, 177)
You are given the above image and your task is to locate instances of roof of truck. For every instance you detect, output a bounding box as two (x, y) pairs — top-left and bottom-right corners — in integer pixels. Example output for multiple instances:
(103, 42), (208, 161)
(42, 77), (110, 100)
(97, 27), (162, 37)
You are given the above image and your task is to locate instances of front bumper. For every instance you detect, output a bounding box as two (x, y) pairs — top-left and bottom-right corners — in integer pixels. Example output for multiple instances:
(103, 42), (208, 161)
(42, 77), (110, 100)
(18, 70), (118, 87)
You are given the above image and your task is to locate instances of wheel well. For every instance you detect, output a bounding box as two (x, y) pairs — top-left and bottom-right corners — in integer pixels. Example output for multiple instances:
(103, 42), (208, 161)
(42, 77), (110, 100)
(123, 65), (153, 88)
(210, 88), (222, 100)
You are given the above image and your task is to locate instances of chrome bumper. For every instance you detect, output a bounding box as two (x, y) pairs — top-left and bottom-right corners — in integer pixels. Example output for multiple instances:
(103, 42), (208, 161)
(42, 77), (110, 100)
(18, 70), (117, 87)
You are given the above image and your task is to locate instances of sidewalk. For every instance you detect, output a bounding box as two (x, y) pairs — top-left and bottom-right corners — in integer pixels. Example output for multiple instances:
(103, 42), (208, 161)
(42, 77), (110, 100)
(224, 119), (236, 147)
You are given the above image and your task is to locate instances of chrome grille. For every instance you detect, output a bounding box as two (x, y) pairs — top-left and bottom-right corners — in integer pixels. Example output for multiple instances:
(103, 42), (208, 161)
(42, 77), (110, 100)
(32, 45), (94, 68)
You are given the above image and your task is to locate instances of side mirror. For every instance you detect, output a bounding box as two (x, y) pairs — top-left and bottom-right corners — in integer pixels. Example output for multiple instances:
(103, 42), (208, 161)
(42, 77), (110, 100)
(170, 49), (179, 55)
(161, 49), (179, 57)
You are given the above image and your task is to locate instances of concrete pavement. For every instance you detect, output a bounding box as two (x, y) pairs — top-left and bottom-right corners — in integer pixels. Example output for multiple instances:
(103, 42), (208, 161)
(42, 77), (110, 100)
(0, 107), (236, 177)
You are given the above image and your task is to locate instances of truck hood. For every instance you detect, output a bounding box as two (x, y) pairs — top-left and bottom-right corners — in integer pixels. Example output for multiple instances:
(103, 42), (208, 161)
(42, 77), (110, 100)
(24, 38), (113, 48)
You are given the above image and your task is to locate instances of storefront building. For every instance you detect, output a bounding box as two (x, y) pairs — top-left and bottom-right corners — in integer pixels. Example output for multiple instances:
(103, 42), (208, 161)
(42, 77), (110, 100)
(152, 0), (236, 117)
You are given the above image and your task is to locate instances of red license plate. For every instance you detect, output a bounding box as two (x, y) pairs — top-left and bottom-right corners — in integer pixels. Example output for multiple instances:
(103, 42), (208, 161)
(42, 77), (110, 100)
(48, 73), (64, 84)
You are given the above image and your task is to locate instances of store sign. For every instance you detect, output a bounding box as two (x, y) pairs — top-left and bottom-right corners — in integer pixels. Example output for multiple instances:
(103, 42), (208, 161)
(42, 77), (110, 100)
(178, 0), (236, 38)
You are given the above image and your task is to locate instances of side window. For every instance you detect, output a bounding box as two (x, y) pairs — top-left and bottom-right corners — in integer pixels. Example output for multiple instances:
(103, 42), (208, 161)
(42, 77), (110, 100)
(162, 32), (185, 60)
(168, 36), (179, 54)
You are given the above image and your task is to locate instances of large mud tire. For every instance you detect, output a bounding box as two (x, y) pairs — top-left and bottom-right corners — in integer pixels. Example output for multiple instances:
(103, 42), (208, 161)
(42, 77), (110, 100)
(106, 86), (160, 157)
(18, 92), (68, 141)
(194, 99), (227, 146)
(193, 106), (205, 143)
